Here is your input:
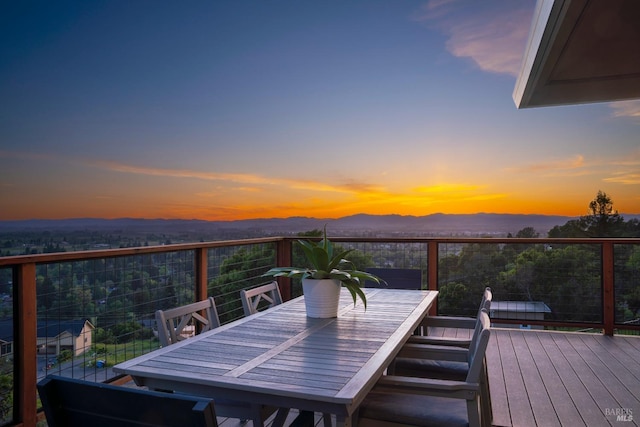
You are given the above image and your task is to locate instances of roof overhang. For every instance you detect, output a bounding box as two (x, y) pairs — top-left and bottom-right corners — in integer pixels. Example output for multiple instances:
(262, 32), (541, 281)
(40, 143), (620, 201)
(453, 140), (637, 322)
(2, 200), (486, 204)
(513, 0), (640, 108)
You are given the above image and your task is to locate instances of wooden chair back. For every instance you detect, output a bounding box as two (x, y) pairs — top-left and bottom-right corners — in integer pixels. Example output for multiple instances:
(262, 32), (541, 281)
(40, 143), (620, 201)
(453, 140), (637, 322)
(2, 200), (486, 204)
(155, 297), (220, 347)
(466, 309), (491, 382)
(464, 287), (493, 343)
(479, 287), (493, 314)
(37, 375), (217, 427)
(156, 297), (282, 426)
(240, 281), (283, 316)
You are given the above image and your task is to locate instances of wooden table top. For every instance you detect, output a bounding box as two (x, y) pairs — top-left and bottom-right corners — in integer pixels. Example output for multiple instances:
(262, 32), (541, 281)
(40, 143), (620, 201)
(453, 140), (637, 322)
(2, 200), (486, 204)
(114, 288), (437, 425)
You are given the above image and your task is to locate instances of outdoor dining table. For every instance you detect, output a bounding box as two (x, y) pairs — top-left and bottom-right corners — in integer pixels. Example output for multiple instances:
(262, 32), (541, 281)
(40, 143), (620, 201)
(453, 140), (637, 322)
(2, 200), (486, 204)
(113, 288), (438, 427)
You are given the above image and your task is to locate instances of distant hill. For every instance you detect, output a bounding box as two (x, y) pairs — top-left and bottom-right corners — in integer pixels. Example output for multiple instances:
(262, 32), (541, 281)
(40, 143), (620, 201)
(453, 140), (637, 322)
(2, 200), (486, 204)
(328, 213), (577, 236)
(0, 213), (587, 237)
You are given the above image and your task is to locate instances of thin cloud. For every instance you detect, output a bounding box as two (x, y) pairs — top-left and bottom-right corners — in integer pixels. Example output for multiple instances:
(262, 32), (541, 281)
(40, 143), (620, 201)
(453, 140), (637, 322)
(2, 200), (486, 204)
(609, 100), (640, 121)
(412, 0), (457, 20)
(408, 183), (506, 204)
(612, 149), (640, 167)
(604, 149), (640, 184)
(413, 183), (484, 193)
(512, 151), (640, 185)
(339, 180), (386, 194)
(414, 0), (535, 76)
(92, 159), (363, 195)
(0, 149), (389, 198)
(516, 155), (587, 174)
(604, 173), (640, 185)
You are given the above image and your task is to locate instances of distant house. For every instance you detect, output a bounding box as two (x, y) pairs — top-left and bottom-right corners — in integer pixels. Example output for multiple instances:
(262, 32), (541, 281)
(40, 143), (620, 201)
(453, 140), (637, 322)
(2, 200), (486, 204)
(0, 319), (94, 358)
(0, 321), (12, 357)
(36, 320), (95, 356)
(490, 301), (551, 330)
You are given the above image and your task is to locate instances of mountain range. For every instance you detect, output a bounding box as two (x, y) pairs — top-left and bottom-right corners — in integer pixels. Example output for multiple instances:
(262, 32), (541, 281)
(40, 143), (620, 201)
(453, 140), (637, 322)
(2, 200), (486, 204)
(0, 213), (593, 237)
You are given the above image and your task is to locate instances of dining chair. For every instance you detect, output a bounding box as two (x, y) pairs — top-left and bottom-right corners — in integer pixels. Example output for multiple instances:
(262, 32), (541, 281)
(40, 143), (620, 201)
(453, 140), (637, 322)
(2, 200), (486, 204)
(155, 297), (287, 427)
(155, 297), (220, 347)
(390, 308), (493, 427)
(412, 287), (492, 346)
(241, 281), (283, 316)
(38, 375), (218, 427)
(365, 268), (423, 335)
(357, 311), (491, 427)
(364, 267), (422, 289)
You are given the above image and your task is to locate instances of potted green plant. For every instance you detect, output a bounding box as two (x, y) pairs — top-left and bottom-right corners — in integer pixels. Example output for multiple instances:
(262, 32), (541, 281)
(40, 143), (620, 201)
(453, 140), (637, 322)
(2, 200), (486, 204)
(263, 227), (384, 318)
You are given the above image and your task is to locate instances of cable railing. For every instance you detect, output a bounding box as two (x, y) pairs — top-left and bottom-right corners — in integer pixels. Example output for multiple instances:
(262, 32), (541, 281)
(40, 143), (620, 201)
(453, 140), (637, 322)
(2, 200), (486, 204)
(0, 236), (638, 427)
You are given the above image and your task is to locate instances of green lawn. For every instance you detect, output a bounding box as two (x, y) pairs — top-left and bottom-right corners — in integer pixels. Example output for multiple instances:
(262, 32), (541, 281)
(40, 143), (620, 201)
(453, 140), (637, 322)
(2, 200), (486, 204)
(90, 339), (160, 367)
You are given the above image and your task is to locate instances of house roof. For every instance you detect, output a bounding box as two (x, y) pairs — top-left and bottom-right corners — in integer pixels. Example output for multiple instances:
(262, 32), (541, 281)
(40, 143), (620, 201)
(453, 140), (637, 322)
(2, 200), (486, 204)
(513, 0), (640, 108)
(491, 301), (552, 313)
(37, 320), (94, 338)
(0, 319), (94, 342)
(0, 320), (13, 341)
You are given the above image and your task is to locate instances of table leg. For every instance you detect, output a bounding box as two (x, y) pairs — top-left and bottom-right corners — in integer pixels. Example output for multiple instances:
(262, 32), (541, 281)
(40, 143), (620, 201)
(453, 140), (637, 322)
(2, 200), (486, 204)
(334, 414), (354, 427)
(288, 410), (314, 427)
(271, 408), (291, 427)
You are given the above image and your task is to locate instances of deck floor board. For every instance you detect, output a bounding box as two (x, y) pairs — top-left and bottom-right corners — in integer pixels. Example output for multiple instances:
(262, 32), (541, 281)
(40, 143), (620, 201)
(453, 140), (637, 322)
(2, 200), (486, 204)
(489, 329), (640, 427)
(529, 332), (583, 427)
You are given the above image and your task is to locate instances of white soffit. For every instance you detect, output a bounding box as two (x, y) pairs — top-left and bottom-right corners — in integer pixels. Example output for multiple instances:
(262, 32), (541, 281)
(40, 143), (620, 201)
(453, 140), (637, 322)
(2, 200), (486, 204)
(513, 0), (640, 108)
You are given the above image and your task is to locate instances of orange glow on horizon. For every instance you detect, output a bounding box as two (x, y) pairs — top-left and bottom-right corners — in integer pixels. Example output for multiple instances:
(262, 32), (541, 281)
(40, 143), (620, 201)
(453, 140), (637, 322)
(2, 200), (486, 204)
(2, 179), (638, 221)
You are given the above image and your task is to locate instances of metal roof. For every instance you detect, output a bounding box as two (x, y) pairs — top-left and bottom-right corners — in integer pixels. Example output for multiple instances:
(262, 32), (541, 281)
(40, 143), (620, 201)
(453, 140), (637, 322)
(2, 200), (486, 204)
(491, 301), (552, 313)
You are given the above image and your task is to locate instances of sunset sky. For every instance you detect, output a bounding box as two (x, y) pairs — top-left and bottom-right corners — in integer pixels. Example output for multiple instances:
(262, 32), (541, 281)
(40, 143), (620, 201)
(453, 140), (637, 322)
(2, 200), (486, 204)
(2, 0), (639, 221)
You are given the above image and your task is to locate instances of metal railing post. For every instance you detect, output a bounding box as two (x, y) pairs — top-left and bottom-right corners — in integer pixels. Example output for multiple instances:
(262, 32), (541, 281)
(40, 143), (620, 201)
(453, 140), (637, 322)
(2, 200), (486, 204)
(194, 248), (208, 302)
(427, 241), (438, 316)
(15, 263), (37, 427)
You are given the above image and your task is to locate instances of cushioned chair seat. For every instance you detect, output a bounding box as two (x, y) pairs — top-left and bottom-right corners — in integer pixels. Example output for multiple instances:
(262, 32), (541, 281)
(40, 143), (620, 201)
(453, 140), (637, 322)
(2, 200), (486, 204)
(359, 392), (470, 427)
(393, 358), (468, 380)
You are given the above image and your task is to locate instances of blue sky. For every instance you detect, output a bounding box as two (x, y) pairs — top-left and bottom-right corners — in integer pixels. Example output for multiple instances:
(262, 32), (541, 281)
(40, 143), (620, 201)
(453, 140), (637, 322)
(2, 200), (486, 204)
(1, 1), (639, 221)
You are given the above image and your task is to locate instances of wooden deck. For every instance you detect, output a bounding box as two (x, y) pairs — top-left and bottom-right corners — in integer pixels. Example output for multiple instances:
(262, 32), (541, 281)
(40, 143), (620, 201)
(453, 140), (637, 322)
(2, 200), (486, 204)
(272, 329), (640, 427)
(486, 329), (640, 427)
(122, 328), (640, 427)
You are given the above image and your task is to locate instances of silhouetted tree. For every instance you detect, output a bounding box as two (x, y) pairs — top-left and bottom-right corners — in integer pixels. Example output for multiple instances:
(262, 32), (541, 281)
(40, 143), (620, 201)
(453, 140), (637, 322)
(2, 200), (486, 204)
(515, 227), (539, 238)
(548, 191), (628, 237)
(581, 190), (624, 237)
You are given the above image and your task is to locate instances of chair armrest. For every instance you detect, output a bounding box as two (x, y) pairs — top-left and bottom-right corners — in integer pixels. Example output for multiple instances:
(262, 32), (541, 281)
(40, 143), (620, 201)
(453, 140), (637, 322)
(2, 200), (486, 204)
(407, 335), (472, 348)
(421, 316), (477, 329)
(375, 375), (480, 399)
(397, 343), (468, 362)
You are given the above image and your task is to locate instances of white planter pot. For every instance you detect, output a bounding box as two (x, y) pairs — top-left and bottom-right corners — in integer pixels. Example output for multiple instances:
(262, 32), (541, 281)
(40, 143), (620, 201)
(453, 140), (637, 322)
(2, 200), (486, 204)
(302, 278), (341, 318)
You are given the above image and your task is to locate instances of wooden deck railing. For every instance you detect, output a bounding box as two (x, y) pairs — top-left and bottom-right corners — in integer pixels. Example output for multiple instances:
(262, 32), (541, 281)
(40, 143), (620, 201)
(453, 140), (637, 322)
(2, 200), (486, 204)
(0, 236), (639, 427)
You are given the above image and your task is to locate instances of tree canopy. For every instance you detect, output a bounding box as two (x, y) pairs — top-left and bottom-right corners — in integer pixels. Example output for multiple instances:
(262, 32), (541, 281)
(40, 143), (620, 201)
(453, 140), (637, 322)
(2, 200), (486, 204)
(548, 191), (639, 238)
